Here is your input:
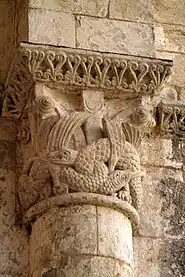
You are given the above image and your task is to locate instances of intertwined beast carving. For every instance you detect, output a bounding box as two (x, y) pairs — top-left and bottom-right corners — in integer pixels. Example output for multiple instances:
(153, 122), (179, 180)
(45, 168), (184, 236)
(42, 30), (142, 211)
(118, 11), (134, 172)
(18, 112), (142, 211)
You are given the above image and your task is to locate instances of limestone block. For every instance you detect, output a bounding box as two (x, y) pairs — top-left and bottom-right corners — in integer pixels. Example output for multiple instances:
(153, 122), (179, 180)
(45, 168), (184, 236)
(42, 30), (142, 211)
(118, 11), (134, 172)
(178, 87), (185, 102)
(154, 24), (185, 53)
(139, 167), (184, 238)
(109, 0), (153, 23)
(30, 205), (98, 276)
(30, 203), (134, 276)
(0, 228), (29, 277)
(30, 205), (97, 258)
(159, 85), (178, 101)
(156, 51), (185, 87)
(16, 0), (28, 42)
(0, 118), (16, 142)
(0, 119), (16, 171)
(0, 0), (14, 83)
(140, 137), (182, 169)
(0, 169), (16, 226)
(133, 237), (161, 277)
(0, 168), (29, 276)
(134, 237), (185, 277)
(28, 9), (75, 47)
(76, 16), (154, 56)
(29, 0), (109, 17)
(153, 0), (185, 25)
(36, 256), (115, 277)
(97, 206), (133, 266)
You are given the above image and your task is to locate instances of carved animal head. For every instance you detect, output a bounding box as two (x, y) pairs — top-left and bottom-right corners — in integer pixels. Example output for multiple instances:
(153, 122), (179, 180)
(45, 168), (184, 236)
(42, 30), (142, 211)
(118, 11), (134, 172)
(48, 148), (78, 165)
(108, 170), (131, 192)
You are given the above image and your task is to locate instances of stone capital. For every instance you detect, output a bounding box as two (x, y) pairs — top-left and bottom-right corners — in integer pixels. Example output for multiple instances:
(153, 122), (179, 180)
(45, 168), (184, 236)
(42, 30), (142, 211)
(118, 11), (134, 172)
(2, 42), (174, 277)
(2, 43), (173, 229)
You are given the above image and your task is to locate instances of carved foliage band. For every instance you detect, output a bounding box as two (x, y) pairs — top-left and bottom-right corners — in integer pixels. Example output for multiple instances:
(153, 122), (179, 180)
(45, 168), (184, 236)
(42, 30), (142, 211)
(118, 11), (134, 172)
(158, 101), (185, 137)
(23, 44), (172, 97)
(3, 43), (172, 119)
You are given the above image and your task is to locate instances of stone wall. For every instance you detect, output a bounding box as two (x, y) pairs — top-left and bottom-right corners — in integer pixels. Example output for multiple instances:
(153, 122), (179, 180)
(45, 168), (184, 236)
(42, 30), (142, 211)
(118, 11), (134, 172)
(0, 0), (15, 84)
(0, 0), (185, 276)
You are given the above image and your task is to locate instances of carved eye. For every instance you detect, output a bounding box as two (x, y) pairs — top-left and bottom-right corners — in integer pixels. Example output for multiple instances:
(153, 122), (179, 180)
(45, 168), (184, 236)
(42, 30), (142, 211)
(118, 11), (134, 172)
(114, 172), (119, 177)
(62, 151), (68, 156)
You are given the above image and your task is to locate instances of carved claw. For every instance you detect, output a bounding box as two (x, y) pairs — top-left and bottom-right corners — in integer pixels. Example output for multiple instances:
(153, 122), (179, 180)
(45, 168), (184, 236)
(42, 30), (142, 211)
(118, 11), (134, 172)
(117, 190), (132, 203)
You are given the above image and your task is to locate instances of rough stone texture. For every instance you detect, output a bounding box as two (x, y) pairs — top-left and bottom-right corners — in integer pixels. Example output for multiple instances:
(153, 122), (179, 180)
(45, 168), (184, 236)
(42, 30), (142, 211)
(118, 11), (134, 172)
(76, 16), (155, 56)
(30, 204), (133, 277)
(0, 0), (14, 84)
(97, 207), (133, 265)
(139, 167), (184, 238)
(154, 24), (185, 54)
(140, 137), (183, 169)
(0, 119), (17, 171)
(109, 0), (154, 23)
(134, 237), (185, 277)
(156, 51), (185, 87)
(29, 0), (109, 17)
(0, 168), (28, 277)
(134, 237), (161, 277)
(153, 0), (185, 25)
(15, 0), (28, 43)
(0, 119), (29, 277)
(28, 9), (75, 46)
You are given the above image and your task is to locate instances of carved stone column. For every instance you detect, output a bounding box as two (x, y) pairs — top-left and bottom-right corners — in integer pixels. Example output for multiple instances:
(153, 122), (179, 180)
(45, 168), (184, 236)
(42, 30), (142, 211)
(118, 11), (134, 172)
(3, 43), (172, 277)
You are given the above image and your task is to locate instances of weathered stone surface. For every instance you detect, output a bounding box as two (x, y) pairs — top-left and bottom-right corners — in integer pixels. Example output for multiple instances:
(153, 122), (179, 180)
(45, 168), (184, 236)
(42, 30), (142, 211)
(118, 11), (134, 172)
(159, 85), (178, 101)
(0, 119), (16, 171)
(28, 9), (75, 46)
(29, 0), (109, 17)
(160, 239), (185, 277)
(0, 168), (29, 277)
(156, 51), (185, 87)
(133, 237), (161, 277)
(30, 204), (134, 276)
(153, 0), (185, 25)
(109, 0), (153, 22)
(33, 255), (116, 277)
(97, 206), (133, 266)
(16, 0), (28, 43)
(139, 167), (184, 238)
(0, 118), (16, 142)
(76, 16), (155, 56)
(0, 0), (14, 83)
(134, 237), (185, 277)
(0, 170), (16, 226)
(155, 24), (185, 53)
(140, 137), (183, 169)
(30, 205), (97, 258)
